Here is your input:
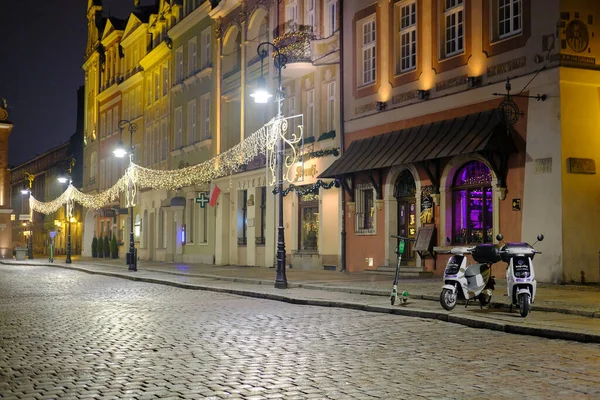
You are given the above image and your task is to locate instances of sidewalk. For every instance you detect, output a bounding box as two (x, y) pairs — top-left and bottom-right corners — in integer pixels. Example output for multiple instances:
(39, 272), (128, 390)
(3, 256), (600, 343)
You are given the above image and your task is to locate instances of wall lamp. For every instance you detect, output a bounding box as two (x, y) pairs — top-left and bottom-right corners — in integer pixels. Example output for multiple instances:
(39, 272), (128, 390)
(416, 89), (430, 100)
(375, 101), (387, 111)
(467, 75), (482, 88)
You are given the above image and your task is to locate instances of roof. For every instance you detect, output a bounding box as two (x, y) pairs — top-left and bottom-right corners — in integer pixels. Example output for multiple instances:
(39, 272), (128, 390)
(319, 109), (517, 178)
(133, 2), (159, 23)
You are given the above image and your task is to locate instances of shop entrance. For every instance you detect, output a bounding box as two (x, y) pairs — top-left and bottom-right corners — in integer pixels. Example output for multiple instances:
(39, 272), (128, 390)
(394, 170), (416, 265)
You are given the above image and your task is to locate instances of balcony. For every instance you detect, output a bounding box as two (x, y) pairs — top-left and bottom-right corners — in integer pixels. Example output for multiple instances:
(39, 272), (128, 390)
(272, 23), (316, 79)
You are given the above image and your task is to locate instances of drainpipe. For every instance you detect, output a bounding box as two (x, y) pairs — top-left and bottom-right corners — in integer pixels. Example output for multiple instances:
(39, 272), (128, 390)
(338, 0), (346, 272)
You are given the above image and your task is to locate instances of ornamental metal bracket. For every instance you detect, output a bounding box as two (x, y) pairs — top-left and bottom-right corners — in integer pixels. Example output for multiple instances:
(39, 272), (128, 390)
(417, 159), (441, 194)
(481, 150), (509, 190)
(367, 170), (383, 200)
(492, 77), (546, 126)
(340, 175), (355, 202)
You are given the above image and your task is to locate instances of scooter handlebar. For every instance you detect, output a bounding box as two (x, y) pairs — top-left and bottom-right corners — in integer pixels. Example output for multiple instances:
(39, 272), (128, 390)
(390, 235), (415, 241)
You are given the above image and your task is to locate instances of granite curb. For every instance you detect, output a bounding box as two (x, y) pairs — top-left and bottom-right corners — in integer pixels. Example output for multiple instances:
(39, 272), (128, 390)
(2, 260), (600, 344)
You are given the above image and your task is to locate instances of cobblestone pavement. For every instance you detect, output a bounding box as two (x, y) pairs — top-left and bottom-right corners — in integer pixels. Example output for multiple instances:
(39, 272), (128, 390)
(1, 265), (600, 400)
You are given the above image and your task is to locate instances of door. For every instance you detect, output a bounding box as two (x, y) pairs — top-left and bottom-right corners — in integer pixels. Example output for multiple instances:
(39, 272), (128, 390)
(394, 170), (417, 265)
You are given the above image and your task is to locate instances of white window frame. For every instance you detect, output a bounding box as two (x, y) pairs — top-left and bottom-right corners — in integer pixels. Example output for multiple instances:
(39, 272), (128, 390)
(123, 92), (129, 121)
(145, 125), (151, 166)
(161, 118), (168, 160)
(162, 61), (169, 96)
(202, 28), (211, 69)
(100, 113), (106, 139)
(188, 100), (197, 144)
(444, 0), (464, 57)
(90, 151), (97, 180)
(286, 0), (298, 26)
(287, 91), (296, 117)
(326, 82), (335, 132)
(306, 0), (315, 28)
(399, 1), (417, 73)
(202, 94), (210, 139)
(99, 159), (106, 190)
(355, 183), (376, 235)
(175, 106), (183, 148)
(113, 107), (119, 134)
(306, 89), (314, 138)
(153, 123), (159, 164)
(326, 0), (338, 36)
(188, 37), (197, 76)
(107, 109), (113, 135)
(498, 0), (522, 39)
(360, 16), (376, 86)
(176, 46), (184, 83)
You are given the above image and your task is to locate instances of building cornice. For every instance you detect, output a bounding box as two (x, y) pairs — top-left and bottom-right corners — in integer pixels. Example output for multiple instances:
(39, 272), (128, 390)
(169, 2), (212, 39)
(208, 0), (241, 19)
(140, 41), (170, 70)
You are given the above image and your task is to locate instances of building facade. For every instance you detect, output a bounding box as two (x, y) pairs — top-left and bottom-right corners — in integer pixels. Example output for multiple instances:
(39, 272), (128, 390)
(318, 0), (600, 283)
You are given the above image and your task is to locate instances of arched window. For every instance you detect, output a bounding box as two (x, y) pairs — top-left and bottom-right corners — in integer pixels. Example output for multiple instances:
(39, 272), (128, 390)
(452, 161), (493, 244)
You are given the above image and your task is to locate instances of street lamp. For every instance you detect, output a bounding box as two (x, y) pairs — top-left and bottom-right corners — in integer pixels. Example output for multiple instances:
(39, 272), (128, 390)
(252, 41), (288, 289)
(22, 172), (34, 259)
(57, 158), (76, 264)
(114, 119), (137, 271)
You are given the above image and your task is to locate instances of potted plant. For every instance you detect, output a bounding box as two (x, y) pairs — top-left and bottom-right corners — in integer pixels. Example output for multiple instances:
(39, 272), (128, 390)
(103, 236), (110, 258)
(97, 235), (104, 258)
(92, 236), (98, 258)
(110, 235), (118, 259)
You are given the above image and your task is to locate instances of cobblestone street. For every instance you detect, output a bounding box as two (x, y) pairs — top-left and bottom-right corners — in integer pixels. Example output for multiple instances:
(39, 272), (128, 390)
(1, 265), (600, 399)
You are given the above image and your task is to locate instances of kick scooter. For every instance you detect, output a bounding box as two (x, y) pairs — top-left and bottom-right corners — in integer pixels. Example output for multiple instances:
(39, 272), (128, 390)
(390, 235), (414, 305)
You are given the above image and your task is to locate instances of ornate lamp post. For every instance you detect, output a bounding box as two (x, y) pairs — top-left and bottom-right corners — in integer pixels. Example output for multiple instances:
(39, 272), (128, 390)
(21, 172), (34, 259)
(58, 158), (76, 264)
(251, 42), (288, 289)
(113, 119), (137, 271)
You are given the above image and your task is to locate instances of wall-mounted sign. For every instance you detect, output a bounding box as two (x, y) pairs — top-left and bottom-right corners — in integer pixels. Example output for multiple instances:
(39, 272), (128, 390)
(420, 186), (434, 224)
(566, 19), (589, 53)
(195, 192), (209, 208)
(512, 198), (521, 211)
(566, 157), (596, 174)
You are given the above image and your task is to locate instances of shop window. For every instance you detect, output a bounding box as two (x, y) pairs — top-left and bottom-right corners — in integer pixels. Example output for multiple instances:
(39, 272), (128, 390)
(238, 190), (247, 245)
(452, 161), (493, 244)
(298, 191), (319, 251)
(356, 183), (375, 234)
(134, 214), (141, 239)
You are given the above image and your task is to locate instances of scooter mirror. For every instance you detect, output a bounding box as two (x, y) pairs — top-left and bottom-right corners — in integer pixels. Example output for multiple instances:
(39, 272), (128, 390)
(496, 234), (503, 241)
(537, 234), (544, 241)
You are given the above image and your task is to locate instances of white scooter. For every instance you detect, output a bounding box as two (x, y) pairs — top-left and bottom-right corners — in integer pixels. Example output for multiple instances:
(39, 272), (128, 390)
(496, 233), (544, 317)
(439, 244), (500, 311)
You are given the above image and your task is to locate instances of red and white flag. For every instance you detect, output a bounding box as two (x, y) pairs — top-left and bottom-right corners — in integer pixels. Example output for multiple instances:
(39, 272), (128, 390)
(209, 182), (221, 207)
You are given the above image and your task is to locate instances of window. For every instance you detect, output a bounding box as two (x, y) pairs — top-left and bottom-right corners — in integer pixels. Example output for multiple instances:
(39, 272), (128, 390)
(361, 18), (376, 85)
(90, 151), (97, 181)
(202, 28), (211, 69)
(202, 94), (210, 139)
(399, 1), (417, 73)
(287, 92), (296, 116)
(188, 37), (197, 76)
(356, 183), (375, 234)
(134, 214), (141, 239)
(135, 86), (141, 118)
(107, 110), (113, 135)
(326, 0), (338, 36)
(175, 107), (183, 148)
(144, 125), (151, 166)
(100, 113), (106, 138)
(113, 107), (119, 134)
(257, 187), (266, 245)
(444, 0), (464, 57)
(306, 0), (315, 27)
(238, 190), (247, 245)
(286, 0), (298, 26)
(176, 46), (184, 83)
(498, 0), (521, 38)
(154, 70), (160, 101)
(123, 93), (129, 121)
(306, 89), (314, 138)
(198, 192), (209, 244)
(146, 75), (152, 106)
(298, 190), (319, 250)
(161, 118), (168, 160)
(153, 124), (159, 164)
(326, 82), (335, 132)
(162, 62), (169, 96)
(99, 159), (105, 189)
(187, 100), (197, 144)
(452, 161), (493, 244)
(187, 199), (194, 244)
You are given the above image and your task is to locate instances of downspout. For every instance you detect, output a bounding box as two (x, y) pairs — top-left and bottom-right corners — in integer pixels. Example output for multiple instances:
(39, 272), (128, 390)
(338, 0), (346, 272)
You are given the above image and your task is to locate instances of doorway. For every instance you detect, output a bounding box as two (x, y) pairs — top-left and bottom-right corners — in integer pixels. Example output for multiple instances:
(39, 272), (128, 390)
(394, 170), (416, 265)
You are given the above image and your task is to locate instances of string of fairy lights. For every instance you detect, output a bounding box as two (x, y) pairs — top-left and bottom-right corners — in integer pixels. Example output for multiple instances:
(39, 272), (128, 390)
(30, 116), (318, 215)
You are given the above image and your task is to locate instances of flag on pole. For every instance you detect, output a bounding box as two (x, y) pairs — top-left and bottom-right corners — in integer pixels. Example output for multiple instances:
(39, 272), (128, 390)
(209, 182), (221, 207)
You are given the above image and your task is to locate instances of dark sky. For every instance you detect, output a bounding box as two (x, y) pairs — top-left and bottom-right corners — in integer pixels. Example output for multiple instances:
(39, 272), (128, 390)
(0, 0), (133, 167)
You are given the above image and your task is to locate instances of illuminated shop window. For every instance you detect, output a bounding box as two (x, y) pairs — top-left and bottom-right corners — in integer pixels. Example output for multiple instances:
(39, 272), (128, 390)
(452, 161), (493, 244)
(298, 190), (319, 251)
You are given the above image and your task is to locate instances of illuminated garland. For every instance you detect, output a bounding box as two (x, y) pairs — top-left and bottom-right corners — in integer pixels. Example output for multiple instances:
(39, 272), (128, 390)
(273, 179), (340, 197)
(31, 117), (299, 214)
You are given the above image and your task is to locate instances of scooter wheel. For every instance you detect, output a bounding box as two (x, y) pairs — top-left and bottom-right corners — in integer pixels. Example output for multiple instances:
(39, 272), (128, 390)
(440, 288), (457, 311)
(519, 293), (530, 317)
(390, 296), (396, 306)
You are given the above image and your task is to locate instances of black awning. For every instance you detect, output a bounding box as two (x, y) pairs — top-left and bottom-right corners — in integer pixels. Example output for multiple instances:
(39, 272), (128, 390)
(319, 109), (516, 178)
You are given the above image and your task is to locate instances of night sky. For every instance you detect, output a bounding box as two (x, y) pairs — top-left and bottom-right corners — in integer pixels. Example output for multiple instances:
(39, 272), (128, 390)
(0, 0), (134, 167)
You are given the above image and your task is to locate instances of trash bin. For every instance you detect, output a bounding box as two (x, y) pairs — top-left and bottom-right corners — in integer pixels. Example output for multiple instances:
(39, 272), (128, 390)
(15, 248), (27, 261)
